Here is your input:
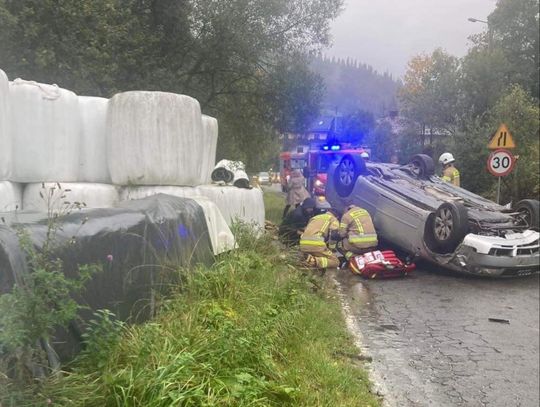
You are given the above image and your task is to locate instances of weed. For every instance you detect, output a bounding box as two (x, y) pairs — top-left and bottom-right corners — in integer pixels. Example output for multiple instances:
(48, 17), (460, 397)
(0, 184), (101, 386)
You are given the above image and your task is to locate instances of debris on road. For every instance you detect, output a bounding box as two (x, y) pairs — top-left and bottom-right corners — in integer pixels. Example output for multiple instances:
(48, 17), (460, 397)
(488, 318), (510, 324)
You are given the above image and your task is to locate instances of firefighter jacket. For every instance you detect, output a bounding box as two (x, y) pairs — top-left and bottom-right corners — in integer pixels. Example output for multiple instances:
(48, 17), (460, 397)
(299, 212), (339, 253)
(338, 205), (378, 249)
(442, 165), (460, 187)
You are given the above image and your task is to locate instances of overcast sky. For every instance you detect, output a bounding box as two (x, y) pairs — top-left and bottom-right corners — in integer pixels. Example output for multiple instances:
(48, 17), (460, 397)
(327, 0), (498, 79)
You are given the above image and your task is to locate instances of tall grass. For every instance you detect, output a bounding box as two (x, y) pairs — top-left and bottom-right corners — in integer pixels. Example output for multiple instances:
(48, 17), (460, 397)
(1, 196), (379, 406)
(5, 228), (378, 406)
(262, 189), (285, 225)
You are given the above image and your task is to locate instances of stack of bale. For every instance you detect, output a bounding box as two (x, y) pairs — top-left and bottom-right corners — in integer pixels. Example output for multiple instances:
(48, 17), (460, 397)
(0, 70), (21, 211)
(107, 91), (264, 229)
(0, 68), (265, 248)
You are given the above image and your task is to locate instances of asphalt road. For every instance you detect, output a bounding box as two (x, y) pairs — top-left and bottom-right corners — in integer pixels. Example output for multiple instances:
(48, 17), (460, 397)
(335, 265), (540, 407)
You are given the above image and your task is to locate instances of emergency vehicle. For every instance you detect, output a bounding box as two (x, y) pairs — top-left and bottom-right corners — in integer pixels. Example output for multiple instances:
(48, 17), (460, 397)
(279, 143), (368, 197)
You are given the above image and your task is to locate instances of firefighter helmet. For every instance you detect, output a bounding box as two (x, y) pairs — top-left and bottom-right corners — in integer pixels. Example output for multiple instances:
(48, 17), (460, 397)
(438, 152), (455, 165)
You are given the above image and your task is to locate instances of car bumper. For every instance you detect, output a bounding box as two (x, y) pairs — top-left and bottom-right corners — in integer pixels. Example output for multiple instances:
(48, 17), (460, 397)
(440, 231), (540, 277)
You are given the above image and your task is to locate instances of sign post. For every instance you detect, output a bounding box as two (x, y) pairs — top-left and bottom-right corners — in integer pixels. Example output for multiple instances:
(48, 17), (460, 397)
(487, 124), (517, 204)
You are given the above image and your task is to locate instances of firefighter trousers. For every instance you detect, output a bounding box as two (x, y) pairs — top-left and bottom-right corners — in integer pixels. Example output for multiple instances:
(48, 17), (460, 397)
(304, 249), (340, 269)
(341, 239), (377, 260)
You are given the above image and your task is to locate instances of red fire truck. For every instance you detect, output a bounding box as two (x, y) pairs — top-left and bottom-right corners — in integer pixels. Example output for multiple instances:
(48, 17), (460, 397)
(279, 143), (368, 197)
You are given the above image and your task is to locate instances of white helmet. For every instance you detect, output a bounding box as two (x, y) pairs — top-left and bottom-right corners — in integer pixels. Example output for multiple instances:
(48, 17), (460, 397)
(360, 151), (369, 159)
(438, 152), (455, 165)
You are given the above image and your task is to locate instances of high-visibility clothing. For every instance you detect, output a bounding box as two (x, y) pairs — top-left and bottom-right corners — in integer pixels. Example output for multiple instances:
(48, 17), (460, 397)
(300, 212), (339, 268)
(442, 165), (460, 187)
(338, 205), (378, 259)
(306, 250), (340, 269)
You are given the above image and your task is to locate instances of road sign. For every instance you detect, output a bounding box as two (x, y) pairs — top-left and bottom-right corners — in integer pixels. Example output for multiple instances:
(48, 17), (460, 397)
(487, 149), (515, 177)
(488, 123), (516, 149)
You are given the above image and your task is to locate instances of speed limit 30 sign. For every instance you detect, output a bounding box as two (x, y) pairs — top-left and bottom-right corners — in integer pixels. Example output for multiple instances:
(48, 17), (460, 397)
(487, 149), (515, 177)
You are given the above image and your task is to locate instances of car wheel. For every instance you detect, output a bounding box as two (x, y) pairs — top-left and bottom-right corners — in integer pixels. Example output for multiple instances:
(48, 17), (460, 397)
(334, 154), (366, 197)
(409, 154), (435, 179)
(429, 202), (469, 253)
(515, 199), (540, 231)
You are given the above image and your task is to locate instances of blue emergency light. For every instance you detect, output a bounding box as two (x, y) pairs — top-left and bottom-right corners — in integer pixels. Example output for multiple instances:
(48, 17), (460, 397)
(322, 144), (340, 151)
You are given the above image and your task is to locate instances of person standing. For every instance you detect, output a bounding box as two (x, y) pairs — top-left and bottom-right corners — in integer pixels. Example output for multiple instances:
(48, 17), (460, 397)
(438, 152), (460, 187)
(299, 209), (340, 269)
(338, 205), (378, 261)
(283, 169), (310, 218)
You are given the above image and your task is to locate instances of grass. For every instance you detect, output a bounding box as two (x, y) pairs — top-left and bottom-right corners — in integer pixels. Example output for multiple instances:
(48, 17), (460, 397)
(1, 192), (379, 407)
(262, 188), (285, 225)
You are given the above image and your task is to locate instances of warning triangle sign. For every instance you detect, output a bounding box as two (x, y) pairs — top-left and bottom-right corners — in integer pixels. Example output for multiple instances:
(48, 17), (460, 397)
(488, 123), (516, 149)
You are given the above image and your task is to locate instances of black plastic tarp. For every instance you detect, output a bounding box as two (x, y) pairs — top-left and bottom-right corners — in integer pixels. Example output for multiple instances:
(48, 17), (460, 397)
(0, 194), (214, 361)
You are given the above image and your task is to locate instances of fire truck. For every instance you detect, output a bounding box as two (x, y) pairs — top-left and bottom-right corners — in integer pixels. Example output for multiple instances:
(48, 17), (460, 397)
(279, 143), (368, 197)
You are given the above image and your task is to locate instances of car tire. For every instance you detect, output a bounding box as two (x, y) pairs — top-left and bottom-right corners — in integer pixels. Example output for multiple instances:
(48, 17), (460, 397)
(409, 154), (435, 179)
(515, 199), (540, 231)
(429, 202), (469, 253)
(334, 154), (366, 197)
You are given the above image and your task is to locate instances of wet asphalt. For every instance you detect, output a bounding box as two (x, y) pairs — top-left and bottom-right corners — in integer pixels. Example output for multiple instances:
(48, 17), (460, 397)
(334, 265), (540, 407)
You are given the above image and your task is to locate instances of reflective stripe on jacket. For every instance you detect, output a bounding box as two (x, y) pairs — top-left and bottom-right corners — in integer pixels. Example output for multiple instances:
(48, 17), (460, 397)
(442, 165), (460, 187)
(300, 212), (339, 252)
(339, 206), (378, 249)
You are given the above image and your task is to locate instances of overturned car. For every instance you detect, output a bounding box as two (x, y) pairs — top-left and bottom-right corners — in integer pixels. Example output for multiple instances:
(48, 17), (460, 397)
(326, 154), (540, 277)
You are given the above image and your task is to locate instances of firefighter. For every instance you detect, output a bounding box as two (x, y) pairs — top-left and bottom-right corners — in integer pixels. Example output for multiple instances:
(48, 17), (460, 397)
(338, 205), (378, 261)
(299, 208), (340, 269)
(438, 152), (460, 187)
(279, 197), (317, 246)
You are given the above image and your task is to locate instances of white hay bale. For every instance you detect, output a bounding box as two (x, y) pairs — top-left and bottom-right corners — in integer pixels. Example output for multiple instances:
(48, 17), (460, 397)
(0, 69), (10, 180)
(196, 185), (265, 229)
(0, 181), (22, 212)
(107, 91), (204, 186)
(211, 160), (245, 183)
(23, 183), (119, 212)
(119, 185), (201, 202)
(10, 79), (81, 182)
(190, 196), (235, 255)
(232, 169), (250, 189)
(201, 115), (218, 184)
(79, 96), (110, 183)
(118, 186), (234, 255)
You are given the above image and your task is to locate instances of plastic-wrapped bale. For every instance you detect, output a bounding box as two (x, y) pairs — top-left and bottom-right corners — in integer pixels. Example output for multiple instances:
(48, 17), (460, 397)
(10, 79), (81, 182)
(0, 181), (22, 212)
(0, 69), (10, 180)
(188, 196), (235, 255)
(211, 160), (246, 184)
(79, 96), (110, 183)
(117, 186), (234, 255)
(0, 194), (215, 362)
(196, 185), (265, 230)
(201, 115), (218, 184)
(23, 183), (119, 212)
(119, 186), (201, 202)
(232, 169), (250, 189)
(107, 91), (205, 186)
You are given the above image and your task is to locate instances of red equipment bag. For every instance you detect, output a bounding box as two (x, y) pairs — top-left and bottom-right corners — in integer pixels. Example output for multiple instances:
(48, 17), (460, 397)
(348, 250), (415, 279)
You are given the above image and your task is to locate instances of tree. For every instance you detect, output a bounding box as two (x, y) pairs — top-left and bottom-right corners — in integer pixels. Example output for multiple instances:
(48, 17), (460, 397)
(363, 122), (394, 163)
(489, 0), (540, 98)
(0, 0), (343, 169)
(399, 49), (460, 135)
(459, 48), (513, 119)
(342, 110), (375, 144)
(488, 85), (540, 201)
